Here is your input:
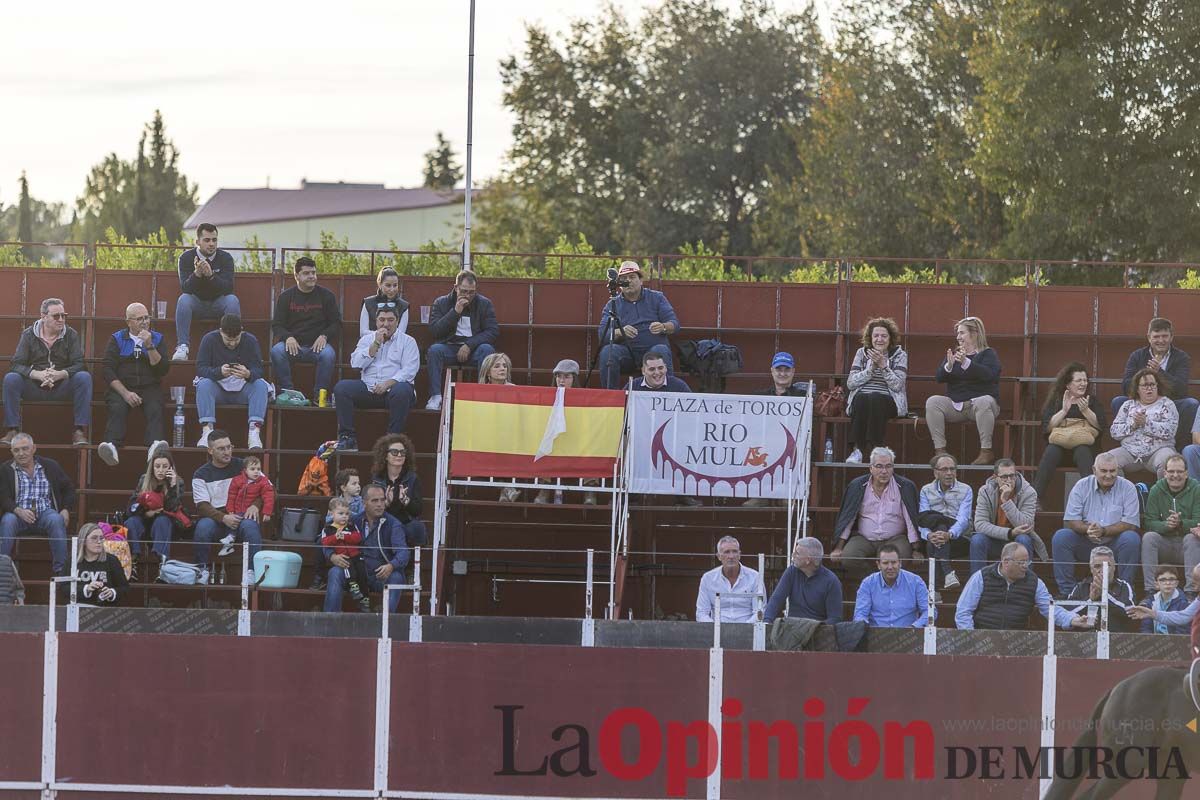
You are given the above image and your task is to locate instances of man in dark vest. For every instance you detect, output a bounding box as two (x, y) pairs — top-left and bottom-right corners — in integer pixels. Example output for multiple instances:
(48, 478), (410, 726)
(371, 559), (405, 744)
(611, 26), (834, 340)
(954, 541), (1093, 631)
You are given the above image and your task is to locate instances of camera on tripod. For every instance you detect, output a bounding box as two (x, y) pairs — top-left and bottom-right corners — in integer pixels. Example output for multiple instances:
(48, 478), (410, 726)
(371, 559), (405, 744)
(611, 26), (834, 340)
(605, 267), (631, 297)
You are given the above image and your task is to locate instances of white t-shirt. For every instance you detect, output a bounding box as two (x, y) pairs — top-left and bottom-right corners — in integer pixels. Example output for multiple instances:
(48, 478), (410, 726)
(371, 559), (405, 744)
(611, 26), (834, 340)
(456, 315), (473, 338)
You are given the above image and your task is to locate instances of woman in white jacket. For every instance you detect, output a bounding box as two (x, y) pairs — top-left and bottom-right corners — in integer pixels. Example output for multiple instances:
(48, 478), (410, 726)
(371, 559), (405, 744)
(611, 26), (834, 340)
(844, 317), (908, 463)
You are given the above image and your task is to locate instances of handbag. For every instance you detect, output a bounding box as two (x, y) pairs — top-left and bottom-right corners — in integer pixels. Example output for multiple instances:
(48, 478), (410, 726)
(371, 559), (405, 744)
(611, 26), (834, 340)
(1048, 417), (1098, 449)
(815, 384), (846, 417)
(158, 559), (203, 585)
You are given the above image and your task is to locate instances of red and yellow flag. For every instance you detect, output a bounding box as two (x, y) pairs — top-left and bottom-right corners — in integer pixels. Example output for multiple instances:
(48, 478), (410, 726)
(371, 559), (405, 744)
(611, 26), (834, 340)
(450, 384), (626, 478)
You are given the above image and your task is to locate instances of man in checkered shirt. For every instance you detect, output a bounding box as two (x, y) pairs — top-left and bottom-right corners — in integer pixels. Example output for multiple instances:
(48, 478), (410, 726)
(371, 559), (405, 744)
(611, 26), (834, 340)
(0, 433), (76, 576)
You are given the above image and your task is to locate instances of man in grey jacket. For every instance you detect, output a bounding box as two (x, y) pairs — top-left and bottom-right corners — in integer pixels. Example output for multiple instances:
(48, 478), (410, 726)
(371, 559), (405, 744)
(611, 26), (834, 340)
(971, 458), (1046, 575)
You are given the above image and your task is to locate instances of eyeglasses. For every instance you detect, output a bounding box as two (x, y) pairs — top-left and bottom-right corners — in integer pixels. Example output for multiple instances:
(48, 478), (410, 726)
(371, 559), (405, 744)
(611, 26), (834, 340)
(378, 301), (397, 309)
(870, 463), (894, 470)
(47, 313), (68, 320)
(1004, 559), (1031, 568)
(128, 315), (150, 323)
(387, 448), (406, 457)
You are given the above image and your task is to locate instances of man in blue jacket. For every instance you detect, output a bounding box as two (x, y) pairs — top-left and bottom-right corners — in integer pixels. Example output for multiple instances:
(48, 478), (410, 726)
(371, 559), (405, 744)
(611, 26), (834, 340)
(598, 261), (680, 389)
(173, 223), (241, 361)
(194, 315), (269, 450)
(1113, 317), (1197, 451)
(424, 271), (498, 411)
(323, 483), (412, 613)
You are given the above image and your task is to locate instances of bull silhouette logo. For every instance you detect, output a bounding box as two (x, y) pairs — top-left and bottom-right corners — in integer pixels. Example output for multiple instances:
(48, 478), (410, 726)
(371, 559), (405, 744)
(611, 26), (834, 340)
(742, 447), (769, 467)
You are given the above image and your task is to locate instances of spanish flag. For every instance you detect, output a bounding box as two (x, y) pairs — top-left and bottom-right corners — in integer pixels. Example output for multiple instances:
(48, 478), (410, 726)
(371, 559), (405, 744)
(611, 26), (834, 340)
(450, 384), (626, 478)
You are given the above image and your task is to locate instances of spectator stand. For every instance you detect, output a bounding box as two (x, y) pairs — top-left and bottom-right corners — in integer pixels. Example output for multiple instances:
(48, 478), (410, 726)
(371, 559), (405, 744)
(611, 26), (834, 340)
(432, 377), (632, 618)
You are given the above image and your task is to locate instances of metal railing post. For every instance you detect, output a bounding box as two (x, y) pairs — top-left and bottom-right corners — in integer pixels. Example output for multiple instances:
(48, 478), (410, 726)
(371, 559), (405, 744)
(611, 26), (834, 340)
(753, 553), (766, 652)
(582, 548), (595, 647)
(924, 554), (937, 655)
(66, 535), (79, 633)
(238, 541), (251, 637)
(713, 594), (722, 650)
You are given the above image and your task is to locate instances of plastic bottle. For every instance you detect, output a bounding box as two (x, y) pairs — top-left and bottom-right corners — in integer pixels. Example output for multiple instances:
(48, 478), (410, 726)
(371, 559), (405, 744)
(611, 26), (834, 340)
(173, 401), (186, 448)
(824, 438), (834, 463)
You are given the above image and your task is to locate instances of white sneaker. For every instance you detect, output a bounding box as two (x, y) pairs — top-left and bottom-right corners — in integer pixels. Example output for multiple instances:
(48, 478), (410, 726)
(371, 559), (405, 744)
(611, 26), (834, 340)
(943, 570), (961, 591)
(197, 566), (211, 585)
(846, 448), (863, 464)
(147, 440), (168, 462)
(425, 395), (443, 411)
(97, 441), (119, 466)
(247, 426), (263, 450)
(499, 487), (521, 503)
(217, 534), (236, 557)
(196, 426), (213, 448)
(171, 344), (189, 361)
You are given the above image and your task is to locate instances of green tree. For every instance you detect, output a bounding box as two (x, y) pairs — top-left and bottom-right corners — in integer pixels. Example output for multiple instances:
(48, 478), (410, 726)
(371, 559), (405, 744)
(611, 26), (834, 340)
(422, 132), (463, 190)
(17, 173), (33, 261)
(74, 111), (198, 243)
(968, 0), (1200, 264)
(478, 0), (823, 256)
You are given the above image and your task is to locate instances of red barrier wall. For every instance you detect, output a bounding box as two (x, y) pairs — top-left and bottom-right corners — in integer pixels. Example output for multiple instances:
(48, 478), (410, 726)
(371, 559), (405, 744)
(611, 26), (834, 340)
(0, 634), (1187, 798)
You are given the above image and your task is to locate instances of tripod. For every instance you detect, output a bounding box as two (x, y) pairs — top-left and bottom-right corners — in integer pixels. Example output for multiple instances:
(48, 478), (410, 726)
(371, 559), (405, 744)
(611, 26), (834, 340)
(582, 291), (624, 389)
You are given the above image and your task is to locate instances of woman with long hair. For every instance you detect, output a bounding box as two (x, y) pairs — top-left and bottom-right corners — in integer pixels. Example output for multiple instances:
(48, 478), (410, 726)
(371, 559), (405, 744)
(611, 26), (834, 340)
(66, 523), (129, 606)
(844, 317), (907, 463)
(359, 266), (410, 338)
(925, 316), (1002, 465)
(123, 446), (186, 562)
(369, 433), (427, 546)
(1031, 361), (1106, 498)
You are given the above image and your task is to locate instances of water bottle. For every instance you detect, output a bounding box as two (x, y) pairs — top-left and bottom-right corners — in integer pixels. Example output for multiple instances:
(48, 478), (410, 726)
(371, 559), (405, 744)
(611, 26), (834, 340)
(173, 401), (186, 448)
(824, 438), (834, 463)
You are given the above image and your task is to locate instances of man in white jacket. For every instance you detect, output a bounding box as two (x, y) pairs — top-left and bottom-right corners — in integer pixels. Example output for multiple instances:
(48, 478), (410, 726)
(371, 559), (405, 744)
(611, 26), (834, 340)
(331, 302), (419, 452)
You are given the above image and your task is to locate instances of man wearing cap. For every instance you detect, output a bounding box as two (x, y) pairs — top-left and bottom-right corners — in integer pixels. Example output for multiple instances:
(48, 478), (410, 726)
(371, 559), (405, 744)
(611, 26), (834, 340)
(534, 359), (585, 504)
(424, 270), (498, 411)
(194, 314), (270, 450)
(332, 301), (420, 451)
(598, 261), (680, 389)
(759, 352), (808, 397)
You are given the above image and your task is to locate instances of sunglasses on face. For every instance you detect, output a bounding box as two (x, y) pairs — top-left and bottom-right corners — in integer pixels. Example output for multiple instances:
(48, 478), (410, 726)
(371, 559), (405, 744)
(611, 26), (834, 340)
(388, 448), (406, 457)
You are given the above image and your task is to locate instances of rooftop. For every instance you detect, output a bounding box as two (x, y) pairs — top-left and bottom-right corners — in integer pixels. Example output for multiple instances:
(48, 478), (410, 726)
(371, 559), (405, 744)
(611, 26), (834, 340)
(183, 181), (465, 228)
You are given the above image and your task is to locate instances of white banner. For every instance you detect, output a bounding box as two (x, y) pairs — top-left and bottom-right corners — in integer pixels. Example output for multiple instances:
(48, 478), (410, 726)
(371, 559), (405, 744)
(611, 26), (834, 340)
(628, 391), (812, 498)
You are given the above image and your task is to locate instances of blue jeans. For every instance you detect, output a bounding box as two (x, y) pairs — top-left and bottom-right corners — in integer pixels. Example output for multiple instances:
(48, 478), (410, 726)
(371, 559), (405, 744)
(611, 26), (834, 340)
(1112, 395), (1198, 450)
(175, 293), (241, 348)
(598, 343), (672, 389)
(193, 516), (261, 568)
(969, 533), (1039, 577)
(269, 341), (337, 395)
(123, 514), (172, 560)
(333, 379), (415, 437)
(1182, 444), (1200, 481)
(426, 342), (495, 398)
(0, 507), (68, 575)
(3, 371), (92, 428)
(1050, 528), (1141, 598)
(195, 378), (269, 425)
(323, 558), (406, 613)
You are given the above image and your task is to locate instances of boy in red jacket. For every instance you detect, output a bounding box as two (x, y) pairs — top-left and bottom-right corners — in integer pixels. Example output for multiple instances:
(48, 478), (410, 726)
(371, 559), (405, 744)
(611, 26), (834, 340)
(320, 497), (369, 611)
(219, 456), (275, 556)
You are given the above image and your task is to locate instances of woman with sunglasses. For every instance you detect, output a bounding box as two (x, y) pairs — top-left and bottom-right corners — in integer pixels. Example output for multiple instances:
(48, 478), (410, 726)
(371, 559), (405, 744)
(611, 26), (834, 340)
(368, 433), (427, 546)
(924, 316), (1002, 466)
(359, 267), (410, 338)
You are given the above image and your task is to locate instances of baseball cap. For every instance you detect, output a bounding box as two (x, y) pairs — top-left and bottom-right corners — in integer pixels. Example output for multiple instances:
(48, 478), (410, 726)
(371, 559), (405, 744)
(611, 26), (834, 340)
(771, 352), (795, 369)
(617, 261), (642, 277)
(553, 359), (580, 375)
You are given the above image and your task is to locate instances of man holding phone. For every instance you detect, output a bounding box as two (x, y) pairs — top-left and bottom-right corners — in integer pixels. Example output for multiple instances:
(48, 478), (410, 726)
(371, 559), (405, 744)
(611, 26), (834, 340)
(97, 302), (170, 466)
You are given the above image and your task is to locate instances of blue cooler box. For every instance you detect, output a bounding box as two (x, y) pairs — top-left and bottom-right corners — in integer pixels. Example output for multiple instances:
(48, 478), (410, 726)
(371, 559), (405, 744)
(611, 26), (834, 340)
(253, 551), (302, 588)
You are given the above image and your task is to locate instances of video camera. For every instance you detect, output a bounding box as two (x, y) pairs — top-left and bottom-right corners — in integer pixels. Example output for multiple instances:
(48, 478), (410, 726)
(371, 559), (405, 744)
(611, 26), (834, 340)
(605, 267), (630, 297)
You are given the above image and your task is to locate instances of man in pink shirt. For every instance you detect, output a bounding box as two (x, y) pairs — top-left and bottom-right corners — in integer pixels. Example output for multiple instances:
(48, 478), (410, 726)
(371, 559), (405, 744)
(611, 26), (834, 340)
(830, 447), (924, 580)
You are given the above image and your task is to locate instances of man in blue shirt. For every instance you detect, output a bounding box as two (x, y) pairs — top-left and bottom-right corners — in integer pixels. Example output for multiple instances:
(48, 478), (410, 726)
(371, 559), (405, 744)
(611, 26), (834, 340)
(598, 262), (680, 389)
(764, 537), (843, 623)
(853, 544), (932, 627)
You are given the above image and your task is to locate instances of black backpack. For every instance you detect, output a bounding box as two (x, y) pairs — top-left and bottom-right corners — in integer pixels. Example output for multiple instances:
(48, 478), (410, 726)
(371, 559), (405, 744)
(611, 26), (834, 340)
(676, 339), (743, 393)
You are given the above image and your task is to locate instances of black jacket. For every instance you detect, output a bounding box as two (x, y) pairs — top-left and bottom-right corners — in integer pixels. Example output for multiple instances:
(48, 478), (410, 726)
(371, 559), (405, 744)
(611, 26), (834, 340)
(834, 473), (921, 546)
(427, 290), (499, 349)
(103, 328), (170, 390)
(0, 456), (76, 514)
(178, 247), (235, 301)
(1120, 345), (1191, 400)
(9, 322), (85, 377)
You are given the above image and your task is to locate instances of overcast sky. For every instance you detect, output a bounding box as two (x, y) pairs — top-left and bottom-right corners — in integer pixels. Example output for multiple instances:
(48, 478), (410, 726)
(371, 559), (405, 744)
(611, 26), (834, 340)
(2, 0), (830, 212)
